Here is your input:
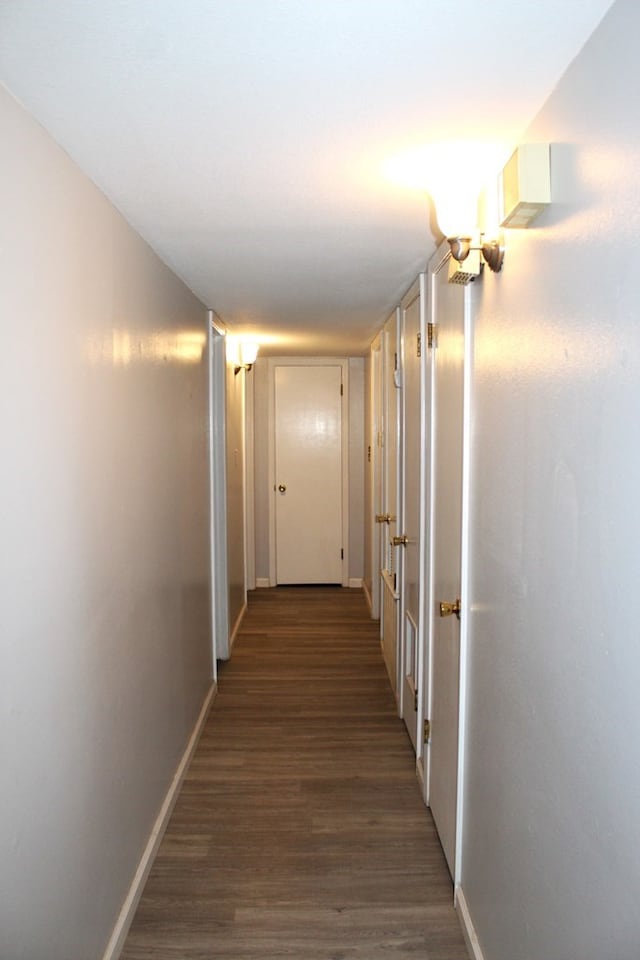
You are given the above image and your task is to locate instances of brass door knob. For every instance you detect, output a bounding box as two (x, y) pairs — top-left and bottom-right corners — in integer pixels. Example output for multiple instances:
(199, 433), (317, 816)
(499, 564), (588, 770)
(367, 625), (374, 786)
(439, 599), (461, 620)
(375, 514), (389, 523)
(392, 535), (408, 547)
(278, 483), (287, 493)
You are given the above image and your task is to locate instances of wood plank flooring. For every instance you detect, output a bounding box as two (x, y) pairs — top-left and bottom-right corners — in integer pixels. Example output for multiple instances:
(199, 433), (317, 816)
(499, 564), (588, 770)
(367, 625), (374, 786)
(121, 587), (469, 960)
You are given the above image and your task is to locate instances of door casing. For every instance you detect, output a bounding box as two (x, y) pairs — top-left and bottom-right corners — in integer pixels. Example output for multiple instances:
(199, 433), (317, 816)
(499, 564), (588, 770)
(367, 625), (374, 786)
(399, 274), (428, 755)
(423, 244), (472, 887)
(266, 357), (350, 587)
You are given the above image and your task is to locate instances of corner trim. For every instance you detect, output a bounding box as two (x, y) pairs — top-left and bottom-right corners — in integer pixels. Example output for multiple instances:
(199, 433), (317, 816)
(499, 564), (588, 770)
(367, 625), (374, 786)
(455, 886), (485, 960)
(348, 577), (363, 589)
(228, 599), (247, 656)
(101, 681), (217, 960)
(362, 577), (373, 613)
(255, 578), (271, 589)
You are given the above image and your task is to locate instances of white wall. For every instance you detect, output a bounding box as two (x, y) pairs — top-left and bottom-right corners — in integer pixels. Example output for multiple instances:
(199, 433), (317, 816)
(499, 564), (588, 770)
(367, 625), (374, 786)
(461, 1), (640, 956)
(0, 85), (213, 959)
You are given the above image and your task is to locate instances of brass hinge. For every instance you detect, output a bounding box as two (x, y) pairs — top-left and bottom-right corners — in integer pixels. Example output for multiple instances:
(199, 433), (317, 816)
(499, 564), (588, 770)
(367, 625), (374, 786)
(394, 351), (398, 370)
(341, 548), (344, 559)
(414, 689), (418, 712)
(424, 719), (432, 742)
(340, 383), (343, 396)
(416, 332), (421, 358)
(427, 322), (435, 349)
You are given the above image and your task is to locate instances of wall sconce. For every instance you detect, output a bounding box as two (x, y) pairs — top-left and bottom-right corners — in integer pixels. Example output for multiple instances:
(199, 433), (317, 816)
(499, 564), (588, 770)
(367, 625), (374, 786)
(429, 182), (504, 276)
(233, 339), (259, 375)
(431, 143), (551, 282)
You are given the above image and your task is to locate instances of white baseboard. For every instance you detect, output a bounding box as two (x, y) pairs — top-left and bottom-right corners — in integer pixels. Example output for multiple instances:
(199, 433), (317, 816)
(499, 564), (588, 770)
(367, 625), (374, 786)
(455, 886), (485, 960)
(102, 681), (217, 960)
(362, 578), (372, 612)
(228, 599), (247, 655)
(255, 578), (271, 588)
(348, 577), (363, 589)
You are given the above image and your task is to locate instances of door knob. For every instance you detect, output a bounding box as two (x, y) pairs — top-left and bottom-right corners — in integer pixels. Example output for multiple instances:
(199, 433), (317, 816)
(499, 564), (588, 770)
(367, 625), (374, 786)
(439, 599), (461, 620)
(278, 483), (287, 493)
(375, 513), (391, 523)
(392, 535), (408, 547)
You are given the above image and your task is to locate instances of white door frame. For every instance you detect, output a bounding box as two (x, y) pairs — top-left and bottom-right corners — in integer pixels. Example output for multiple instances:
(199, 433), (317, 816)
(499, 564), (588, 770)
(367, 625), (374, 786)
(423, 243), (472, 888)
(244, 368), (256, 592)
(266, 357), (350, 587)
(455, 270), (474, 886)
(369, 333), (383, 619)
(208, 313), (229, 669)
(398, 273), (428, 757)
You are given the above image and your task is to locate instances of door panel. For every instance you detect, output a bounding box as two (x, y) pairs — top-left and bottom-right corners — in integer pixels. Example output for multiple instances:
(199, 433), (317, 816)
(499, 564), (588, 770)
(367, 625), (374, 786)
(380, 311), (401, 703)
(369, 336), (383, 620)
(400, 282), (423, 750)
(428, 255), (465, 877)
(274, 364), (343, 584)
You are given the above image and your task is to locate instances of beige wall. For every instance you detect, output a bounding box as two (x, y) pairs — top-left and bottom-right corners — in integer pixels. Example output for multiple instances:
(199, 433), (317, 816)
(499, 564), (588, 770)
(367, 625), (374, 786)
(460, 1), (640, 956)
(0, 85), (213, 959)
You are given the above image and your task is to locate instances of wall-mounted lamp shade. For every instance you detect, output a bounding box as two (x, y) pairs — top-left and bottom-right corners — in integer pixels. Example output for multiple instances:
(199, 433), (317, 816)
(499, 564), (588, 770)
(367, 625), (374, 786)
(238, 341), (259, 366)
(232, 338), (260, 374)
(419, 142), (505, 239)
(383, 142), (507, 280)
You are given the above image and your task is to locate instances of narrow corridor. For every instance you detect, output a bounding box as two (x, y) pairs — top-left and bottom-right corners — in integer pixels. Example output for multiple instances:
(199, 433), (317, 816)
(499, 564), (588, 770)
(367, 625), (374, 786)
(121, 587), (469, 959)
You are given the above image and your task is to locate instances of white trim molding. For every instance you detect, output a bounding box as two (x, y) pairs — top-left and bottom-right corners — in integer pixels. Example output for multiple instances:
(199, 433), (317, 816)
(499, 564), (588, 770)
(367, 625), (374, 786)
(362, 577), (373, 613)
(455, 886), (486, 960)
(228, 599), (248, 655)
(255, 577), (271, 589)
(267, 357), (350, 587)
(348, 577), (363, 589)
(102, 681), (217, 960)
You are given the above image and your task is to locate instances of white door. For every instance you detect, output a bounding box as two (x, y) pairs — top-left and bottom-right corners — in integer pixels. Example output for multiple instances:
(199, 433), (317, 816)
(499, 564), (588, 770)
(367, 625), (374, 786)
(273, 363), (344, 584)
(369, 334), (384, 620)
(380, 310), (401, 701)
(428, 252), (466, 877)
(400, 277), (424, 751)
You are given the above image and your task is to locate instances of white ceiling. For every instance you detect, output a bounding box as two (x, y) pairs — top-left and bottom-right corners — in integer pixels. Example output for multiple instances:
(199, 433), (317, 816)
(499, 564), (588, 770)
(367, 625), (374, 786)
(0, 0), (615, 355)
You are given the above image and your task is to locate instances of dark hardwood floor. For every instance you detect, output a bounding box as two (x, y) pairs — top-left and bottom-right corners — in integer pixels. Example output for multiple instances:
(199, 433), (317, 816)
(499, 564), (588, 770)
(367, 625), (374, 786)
(121, 586), (469, 959)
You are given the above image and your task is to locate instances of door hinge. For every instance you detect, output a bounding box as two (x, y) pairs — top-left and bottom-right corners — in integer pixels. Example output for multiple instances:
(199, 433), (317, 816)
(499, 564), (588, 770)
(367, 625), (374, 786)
(416, 332), (421, 358)
(340, 382), (343, 396)
(341, 548), (344, 559)
(414, 689), (418, 712)
(427, 322), (435, 349)
(424, 719), (432, 742)
(394, 351), (398, 370)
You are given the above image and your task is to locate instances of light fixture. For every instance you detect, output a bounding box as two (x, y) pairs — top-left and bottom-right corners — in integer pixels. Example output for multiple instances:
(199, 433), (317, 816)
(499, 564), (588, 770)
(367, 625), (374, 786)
(383, 141), (509, 280)
(426, 150), (504, 275)
(233, 339), (259, 375)
(404, 140), (504, 283)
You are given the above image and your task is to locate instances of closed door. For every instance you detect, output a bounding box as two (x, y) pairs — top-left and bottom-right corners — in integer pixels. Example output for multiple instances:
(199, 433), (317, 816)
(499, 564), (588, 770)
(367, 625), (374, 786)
(380, 310), (401, 700)
(274, 364), (343, 584)
(369, 335), (384, 620)
(400, 278), (424, 751)
(428, 254), (465, 877)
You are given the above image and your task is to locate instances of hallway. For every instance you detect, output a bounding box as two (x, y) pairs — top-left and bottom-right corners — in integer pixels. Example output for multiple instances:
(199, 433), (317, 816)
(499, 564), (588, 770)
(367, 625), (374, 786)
(121, 587), (469, 959)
